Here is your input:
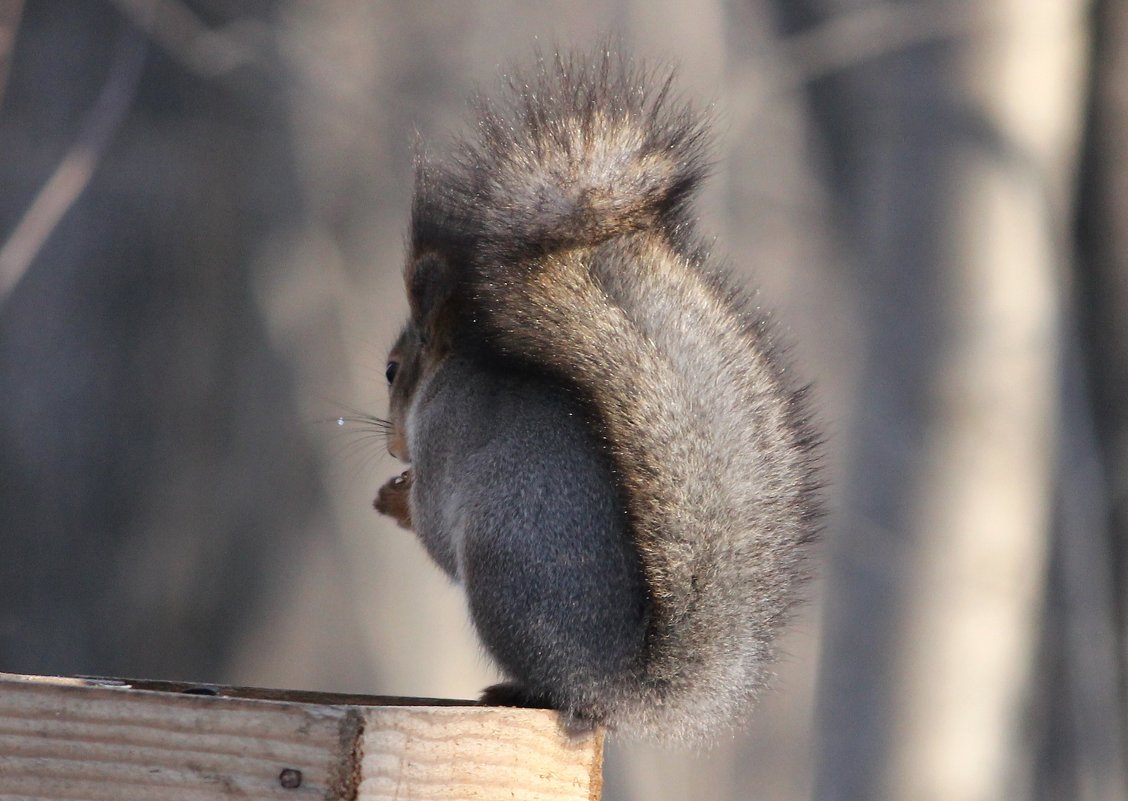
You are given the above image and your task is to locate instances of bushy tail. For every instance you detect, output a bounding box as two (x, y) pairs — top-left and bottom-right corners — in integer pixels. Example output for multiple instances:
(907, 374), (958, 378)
(411, 50), (710, 262)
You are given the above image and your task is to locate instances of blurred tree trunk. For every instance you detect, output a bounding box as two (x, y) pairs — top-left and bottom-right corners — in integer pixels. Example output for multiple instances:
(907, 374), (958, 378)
(1077, 0), (1128, 706)
(1066, 0), (1128, 797)
(771, 2), (1101, 800)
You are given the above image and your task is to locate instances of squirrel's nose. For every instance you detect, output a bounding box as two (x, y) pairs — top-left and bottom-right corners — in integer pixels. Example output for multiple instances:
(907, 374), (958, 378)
(388, 432), (409, 462)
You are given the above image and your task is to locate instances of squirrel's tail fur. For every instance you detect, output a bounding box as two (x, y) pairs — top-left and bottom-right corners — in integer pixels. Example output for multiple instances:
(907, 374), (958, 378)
(412, 50), (820, 743)
(412, 50), (709, 263)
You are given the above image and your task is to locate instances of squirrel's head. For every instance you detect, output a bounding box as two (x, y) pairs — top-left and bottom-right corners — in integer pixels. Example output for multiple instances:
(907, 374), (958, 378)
(385, 251), (458, 462)
(384, 323), (423, 462)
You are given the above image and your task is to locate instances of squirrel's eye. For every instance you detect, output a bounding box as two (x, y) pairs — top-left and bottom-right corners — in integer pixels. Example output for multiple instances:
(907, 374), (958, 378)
(385, 361), (399, 384)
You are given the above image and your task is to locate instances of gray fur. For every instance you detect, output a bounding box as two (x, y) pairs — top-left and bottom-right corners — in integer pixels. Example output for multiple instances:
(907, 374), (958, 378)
(408, 356), (650, 716)
(381, 49), (821, 744)
(411, 49), (709, 262)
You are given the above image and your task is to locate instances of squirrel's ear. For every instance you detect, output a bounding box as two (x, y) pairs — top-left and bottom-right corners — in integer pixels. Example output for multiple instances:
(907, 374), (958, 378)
(406, 252), (457, 332)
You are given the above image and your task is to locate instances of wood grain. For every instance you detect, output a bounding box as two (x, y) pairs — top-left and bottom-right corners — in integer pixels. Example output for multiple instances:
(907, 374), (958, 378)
(359, 707), (604, 801)
(0, 673), (603, 801)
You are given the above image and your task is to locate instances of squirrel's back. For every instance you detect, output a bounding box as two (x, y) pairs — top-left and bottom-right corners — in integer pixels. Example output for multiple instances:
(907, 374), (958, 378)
(394, 50), (821, 744)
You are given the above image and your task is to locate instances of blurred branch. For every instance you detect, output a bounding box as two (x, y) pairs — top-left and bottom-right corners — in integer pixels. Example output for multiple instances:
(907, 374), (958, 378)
(737, 1), (1001, 125)
(0, 19), (147, 305)
(781, 1), (996, 86)
(108, 0), (270, 77)
(0, 0), (23, 114)
(109, 0), (390, 137)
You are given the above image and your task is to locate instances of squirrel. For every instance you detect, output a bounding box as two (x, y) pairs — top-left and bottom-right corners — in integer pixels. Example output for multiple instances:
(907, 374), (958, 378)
(373, 50), (821, 744)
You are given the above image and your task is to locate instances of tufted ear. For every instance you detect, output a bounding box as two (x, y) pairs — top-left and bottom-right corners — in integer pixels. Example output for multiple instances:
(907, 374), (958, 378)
(405, 252), (457, 335)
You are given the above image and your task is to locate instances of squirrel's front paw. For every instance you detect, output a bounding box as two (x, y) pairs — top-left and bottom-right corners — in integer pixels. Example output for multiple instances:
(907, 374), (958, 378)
(374, 470), (413, 529)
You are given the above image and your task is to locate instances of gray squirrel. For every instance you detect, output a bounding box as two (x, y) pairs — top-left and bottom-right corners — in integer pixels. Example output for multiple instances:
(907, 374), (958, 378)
(374, 50), (821, 744)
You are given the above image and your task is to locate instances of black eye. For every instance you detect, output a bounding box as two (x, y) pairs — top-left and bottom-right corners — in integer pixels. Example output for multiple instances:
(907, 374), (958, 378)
(385, 361), (399, 384)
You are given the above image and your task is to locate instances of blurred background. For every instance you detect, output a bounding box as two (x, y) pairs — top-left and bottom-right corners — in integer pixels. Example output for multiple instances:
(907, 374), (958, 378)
(0, 1), (1123, 799)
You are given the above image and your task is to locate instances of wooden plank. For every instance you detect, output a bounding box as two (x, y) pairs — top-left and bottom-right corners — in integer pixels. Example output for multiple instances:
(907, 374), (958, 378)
(0, 673), (603, 801)
(358, 707), (604, 801)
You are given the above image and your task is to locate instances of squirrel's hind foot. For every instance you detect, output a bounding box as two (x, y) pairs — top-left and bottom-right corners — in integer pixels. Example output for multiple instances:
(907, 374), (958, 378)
(480, 682), (599, 738)
(479, 681), (553, 709)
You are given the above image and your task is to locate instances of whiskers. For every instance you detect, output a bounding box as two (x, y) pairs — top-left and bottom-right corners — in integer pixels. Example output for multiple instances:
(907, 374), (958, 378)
(332, 411), (393, 433)
(315, 404), (399, 487)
